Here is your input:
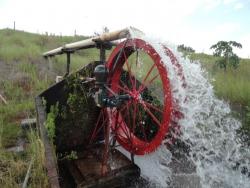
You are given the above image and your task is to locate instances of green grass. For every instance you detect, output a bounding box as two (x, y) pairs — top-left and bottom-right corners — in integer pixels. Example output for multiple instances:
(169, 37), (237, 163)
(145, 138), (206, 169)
(213, 65), (250, 105)
(190, 53), (250, 105)
(0, 129), (48, 187)
(0, 29), (88, 63)
(0, 29), (99, 147)
(0, 28), (100, 187)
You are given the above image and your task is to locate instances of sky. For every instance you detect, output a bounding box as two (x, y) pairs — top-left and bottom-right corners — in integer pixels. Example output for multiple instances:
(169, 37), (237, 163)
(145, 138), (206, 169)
(0, 0), (250, 58)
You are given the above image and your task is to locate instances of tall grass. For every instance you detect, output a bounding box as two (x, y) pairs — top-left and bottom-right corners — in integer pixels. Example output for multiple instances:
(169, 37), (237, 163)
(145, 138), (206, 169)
(190, 53), (250, 105)
(0, 28), (88, 63)
(213, 65), (250, 105)
(0, 28), (99, 187)
(26, 130), (48, 187)
(0, 129), (48, 187)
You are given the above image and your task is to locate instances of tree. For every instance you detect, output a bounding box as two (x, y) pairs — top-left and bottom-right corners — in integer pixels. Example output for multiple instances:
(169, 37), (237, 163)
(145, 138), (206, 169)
(177, 44), (195, 53)
(210, 41), (242, 70)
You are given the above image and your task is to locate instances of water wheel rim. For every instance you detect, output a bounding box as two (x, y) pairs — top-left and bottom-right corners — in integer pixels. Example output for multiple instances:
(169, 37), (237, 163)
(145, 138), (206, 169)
(107, 38), (172, 155)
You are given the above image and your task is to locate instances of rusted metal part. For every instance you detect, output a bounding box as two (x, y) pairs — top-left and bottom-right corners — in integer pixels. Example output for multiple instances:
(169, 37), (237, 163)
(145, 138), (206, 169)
(43, 28), (130, 57)
(66, 145), (140, 188)
(35, 97), (60, 188)
(102, 109), (111, 175)
(39, 62), (101, 152)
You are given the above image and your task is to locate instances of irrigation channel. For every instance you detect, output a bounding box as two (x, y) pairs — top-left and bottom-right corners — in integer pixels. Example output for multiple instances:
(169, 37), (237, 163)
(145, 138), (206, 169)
(120, 29), (250, 188)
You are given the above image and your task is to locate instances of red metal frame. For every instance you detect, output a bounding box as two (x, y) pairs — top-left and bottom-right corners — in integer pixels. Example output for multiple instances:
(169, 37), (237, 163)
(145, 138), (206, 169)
(89, 38), (186, 159)
(107, 39), (172, 155)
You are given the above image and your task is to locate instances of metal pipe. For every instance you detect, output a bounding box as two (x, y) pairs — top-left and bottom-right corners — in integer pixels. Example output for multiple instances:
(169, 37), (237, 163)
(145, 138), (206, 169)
(43, 28), (130, 57)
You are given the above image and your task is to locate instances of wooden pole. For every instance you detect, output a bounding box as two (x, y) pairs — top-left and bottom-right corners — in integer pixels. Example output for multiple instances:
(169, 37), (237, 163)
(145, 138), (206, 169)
(66, 52), (71, 75)
(22, 158), (34, 188)
(43, 28), (130, 57)
(0, 94), (7, 105)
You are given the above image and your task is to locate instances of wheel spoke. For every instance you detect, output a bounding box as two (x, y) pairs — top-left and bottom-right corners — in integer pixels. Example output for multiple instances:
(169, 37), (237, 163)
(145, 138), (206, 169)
(90, 109), (107, 144)
(120, 79), (131, 91)
(115, 131), (130, 141)
(137, 105), (148, 142)
(117, 119), (131, 142)
(90, 110), (103, 143)
(140, 63), (156, 88)
(140, 100), (163, 114)
(132, 102), (137, 134)
(123, 50), (136, 90)
(139, 73), (159, 93)
(135, 50), (139, 90)
(125, 103), (133, 140)
(116, 84), (131, 94)
(115, 103), (132, 140)
(140, 103), (161, 128)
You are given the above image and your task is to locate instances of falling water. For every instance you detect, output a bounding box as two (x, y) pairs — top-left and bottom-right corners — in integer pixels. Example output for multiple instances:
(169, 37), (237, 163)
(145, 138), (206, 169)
(122, 27), (250, 188)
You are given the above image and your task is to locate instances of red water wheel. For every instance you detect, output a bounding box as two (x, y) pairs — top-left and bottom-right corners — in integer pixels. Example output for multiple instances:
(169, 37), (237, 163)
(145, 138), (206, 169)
(106, 38), (174, 155)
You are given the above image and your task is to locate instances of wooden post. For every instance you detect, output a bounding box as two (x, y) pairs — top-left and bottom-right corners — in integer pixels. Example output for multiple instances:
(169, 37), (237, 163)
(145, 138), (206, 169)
(0, 94), (7, 105)
(66, 52), (71, 76)
(100, 44), (106, 62)
(22, 158), (34, 188)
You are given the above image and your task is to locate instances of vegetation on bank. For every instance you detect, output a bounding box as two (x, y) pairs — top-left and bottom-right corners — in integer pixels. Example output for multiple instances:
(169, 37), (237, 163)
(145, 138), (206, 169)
(0, 28), (98, 187)
(189, 53), (250, 106)
(0, 28), (250, 187)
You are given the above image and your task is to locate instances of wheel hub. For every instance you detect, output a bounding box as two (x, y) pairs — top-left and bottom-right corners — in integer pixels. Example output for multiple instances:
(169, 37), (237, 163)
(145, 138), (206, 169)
(130, 90), (141, 102)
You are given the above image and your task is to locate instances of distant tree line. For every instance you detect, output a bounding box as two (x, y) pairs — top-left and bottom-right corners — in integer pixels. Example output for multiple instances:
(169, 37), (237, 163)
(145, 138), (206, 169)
(177, 44), (195, 53)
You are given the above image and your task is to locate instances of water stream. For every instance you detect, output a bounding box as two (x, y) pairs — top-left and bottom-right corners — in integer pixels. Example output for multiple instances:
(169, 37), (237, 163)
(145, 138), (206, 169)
(122, 28), (250, 188)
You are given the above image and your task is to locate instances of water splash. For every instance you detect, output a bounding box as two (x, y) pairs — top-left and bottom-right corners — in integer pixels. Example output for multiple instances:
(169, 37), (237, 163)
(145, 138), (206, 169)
(118, 145), (172, 187)
(127, 27), (250, 187)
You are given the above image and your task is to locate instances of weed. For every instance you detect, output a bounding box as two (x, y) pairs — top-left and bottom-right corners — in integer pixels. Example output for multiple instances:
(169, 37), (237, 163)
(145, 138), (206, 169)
(45, 104), (58, 142)
(26, 130), (48, 187)
(58, 150), (78, 161)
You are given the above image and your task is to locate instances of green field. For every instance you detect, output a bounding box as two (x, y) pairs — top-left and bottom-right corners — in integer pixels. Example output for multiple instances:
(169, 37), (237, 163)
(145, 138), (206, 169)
(0, 29), (250, 187)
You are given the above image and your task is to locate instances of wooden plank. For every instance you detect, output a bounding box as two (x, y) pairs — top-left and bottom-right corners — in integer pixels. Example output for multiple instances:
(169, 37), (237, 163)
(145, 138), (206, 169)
(35, 97), (60, 188)
(67, 146), (140, 188)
